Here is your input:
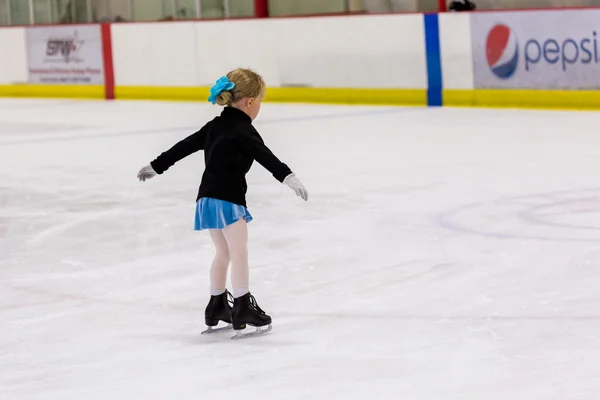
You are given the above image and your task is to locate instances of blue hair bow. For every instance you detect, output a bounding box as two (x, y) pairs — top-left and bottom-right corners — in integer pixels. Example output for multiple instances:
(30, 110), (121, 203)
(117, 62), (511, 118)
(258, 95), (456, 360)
(208, 76), (235, 104)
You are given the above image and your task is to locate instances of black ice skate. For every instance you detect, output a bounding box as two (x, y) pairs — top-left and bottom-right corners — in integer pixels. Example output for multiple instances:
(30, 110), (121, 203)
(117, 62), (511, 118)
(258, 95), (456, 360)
(201, 291), (233, 334)
(231, 293), (272, 339)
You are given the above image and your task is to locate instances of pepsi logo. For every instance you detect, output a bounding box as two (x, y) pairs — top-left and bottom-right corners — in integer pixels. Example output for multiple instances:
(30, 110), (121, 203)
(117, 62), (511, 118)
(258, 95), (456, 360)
(486, 24), (519, 79)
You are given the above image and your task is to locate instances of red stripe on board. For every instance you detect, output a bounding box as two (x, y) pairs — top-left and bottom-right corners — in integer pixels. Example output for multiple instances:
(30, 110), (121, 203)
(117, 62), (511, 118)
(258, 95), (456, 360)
(101, 23), (115, 100)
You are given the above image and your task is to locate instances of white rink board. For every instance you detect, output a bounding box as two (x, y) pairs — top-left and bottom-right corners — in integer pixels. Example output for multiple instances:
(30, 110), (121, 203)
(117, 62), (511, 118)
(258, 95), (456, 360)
(111, 22), (200, 87)
(439, 13), (474, 90)
(270, 14), (427, 88)
(110, 15), (428, 88)
(0, 27), (28, 84)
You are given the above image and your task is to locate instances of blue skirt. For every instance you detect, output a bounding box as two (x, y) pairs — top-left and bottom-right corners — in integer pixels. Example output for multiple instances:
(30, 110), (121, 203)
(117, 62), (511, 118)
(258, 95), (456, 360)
(194, 197), (253, 231)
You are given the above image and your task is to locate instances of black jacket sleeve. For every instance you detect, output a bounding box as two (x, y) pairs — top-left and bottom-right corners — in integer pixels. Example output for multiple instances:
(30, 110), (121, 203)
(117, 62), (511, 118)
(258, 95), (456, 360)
(236, 125), (292, 182)
(150, 123), (210, 174)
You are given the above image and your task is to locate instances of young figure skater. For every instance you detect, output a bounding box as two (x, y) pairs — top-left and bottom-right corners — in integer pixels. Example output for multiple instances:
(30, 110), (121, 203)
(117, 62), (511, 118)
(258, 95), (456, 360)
(137, 69), (308, 338)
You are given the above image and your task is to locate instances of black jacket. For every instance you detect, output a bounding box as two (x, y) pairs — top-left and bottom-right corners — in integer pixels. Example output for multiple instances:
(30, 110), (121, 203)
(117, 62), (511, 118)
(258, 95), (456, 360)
(150, 107), (292, 207)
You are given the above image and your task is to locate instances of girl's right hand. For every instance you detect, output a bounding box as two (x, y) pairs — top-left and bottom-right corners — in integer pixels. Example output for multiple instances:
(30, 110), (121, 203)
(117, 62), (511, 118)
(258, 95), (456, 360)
(284, 173), (308, 201)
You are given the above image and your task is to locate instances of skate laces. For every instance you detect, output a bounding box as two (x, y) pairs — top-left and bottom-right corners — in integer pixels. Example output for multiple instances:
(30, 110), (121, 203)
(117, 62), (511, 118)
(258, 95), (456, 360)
(226, 291), (234, 307)
(248, 295), (266, 315)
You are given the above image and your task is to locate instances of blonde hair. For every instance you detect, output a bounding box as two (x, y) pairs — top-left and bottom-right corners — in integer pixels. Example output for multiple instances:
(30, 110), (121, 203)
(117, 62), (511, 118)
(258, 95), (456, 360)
(216, 68), (266, 107)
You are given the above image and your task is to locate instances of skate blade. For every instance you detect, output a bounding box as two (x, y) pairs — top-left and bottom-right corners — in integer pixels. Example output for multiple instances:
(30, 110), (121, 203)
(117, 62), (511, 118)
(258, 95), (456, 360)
(201, 324), (233, 335)
(231, 324), (272, 340)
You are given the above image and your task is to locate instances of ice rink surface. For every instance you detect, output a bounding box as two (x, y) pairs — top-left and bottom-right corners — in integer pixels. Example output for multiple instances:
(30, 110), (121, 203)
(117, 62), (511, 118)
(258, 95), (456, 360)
(2, 98), (600, 399)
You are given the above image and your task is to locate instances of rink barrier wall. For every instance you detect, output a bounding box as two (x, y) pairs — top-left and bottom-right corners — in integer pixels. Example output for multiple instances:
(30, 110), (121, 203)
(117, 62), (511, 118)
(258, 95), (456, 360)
(0, 15), (430, 106)
(2, 11), (600, 109)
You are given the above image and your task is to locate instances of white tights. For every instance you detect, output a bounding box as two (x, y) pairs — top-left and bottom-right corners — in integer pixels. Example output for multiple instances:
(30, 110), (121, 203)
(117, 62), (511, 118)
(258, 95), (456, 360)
(208, 219), (249, 298)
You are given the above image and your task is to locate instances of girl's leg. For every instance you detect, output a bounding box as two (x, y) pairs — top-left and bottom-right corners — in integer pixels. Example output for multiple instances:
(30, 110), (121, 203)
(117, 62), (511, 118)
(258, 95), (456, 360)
(208, 229), (230, 295)
(222, 219), (249, 298)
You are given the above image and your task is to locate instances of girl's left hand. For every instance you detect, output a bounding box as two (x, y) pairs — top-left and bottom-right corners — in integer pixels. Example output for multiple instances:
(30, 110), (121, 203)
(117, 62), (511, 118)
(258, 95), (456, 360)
(137, 165), (157, 182)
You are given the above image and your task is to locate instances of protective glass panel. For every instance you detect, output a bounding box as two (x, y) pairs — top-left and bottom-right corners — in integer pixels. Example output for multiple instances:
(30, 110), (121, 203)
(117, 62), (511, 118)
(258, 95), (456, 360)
(201, 0), (223, 18)
(175, 0), (197, 19)
(132, 0), (173, 21)
(268, 0), (345, 17)
(93, 0), (132, 22)
(9, 0), (30, 25)
(69, 0), (90, 23)
(8, 0), (29, 25)
(363, 0), (419, 13)
(471, 0), (600, 9)
(0, 0), (9, 25)
(229, 0), (253, 17)
(33, 0), (52, 24)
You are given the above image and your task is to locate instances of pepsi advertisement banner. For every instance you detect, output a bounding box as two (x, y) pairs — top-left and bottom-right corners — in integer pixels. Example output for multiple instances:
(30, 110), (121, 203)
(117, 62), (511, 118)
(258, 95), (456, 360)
(471, 10), (600, 89)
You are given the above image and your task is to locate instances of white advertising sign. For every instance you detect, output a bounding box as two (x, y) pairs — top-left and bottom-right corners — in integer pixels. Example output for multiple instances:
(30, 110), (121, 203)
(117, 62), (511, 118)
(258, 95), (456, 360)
(26, 25), (104, 84)
(471, 9), (600, 89)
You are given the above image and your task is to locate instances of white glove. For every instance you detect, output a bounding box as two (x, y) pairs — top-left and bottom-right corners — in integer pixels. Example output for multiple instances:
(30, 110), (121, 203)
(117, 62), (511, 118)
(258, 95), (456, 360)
(137, 164), (157, 182)
(284, 173), (308, 201)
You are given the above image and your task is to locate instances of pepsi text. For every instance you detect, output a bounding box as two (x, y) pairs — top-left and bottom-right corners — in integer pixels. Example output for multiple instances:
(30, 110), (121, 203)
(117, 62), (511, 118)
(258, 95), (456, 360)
(524, 31), (599, 72)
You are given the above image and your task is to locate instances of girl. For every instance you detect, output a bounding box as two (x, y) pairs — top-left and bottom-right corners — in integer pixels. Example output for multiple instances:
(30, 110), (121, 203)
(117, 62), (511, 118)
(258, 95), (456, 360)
(137, 68), (308, 339)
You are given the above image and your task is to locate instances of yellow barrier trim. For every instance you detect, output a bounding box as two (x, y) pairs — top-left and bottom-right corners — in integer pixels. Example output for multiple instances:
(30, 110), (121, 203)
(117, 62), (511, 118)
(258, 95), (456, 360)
(444, 89), (600, 110)
(115, 86), (428, 106)
(0, 85), (105, 99)
(265, 87), (427, 106)
(115, 86), (207, 101)
(5, 85), (597, 110)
